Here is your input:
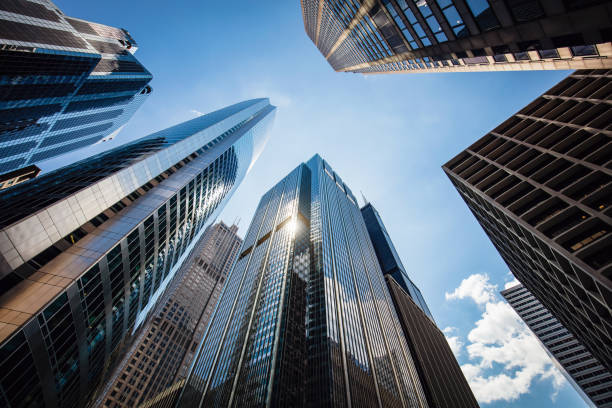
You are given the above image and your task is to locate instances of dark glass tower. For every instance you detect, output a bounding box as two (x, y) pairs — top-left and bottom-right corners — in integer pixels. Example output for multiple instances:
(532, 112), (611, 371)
(361, 202), (478, 407)
(502, 283), (612, 408)
(361, 202), (433, 320)
(443, 69), (611, 371)
(0, 0), (152, 179)
(100, 221), (242, 408)
(300, 0), (612, 74)
(178, 155), (427, 407)
(0, 99), (275, 408)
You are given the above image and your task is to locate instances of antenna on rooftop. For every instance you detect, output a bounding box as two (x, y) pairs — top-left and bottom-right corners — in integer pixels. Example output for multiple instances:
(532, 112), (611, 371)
(361, 191), (369, 206)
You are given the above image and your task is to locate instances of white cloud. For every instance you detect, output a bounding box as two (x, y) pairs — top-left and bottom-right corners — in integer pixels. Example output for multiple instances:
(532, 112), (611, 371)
(504, 277), (521, 290)
(190, 109), (204, 117)
(445, 273), (497, 305)
(447, 273), (567, 404)
(442, 327), (463, 357)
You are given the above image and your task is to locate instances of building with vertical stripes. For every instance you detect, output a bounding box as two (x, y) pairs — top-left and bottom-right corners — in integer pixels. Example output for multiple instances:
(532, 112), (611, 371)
(0, 99), (275, 408)
(0, 0), (152, 180)
(502, 283), (612, 407)
(443, 69), (611, 373)
(178, 155), (428, 408)
(100, 222), (242, 408)
(300, 0), (612, 74)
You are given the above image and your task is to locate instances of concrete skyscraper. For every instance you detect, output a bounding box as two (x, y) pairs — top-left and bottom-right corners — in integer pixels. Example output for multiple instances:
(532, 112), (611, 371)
(100, 222), (242, 408)
(443, 69), (611, 372)
(300, 0), (612, 74)
(0, 0), (152, 180)
(0, 99), (275, 408)
(361, 202), (479, 407)
(502, 283), (612, 407)
(177, 155), (428, 407)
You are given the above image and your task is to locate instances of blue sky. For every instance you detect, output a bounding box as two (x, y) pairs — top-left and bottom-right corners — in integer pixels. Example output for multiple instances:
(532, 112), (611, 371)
(48, 1), (586, 406)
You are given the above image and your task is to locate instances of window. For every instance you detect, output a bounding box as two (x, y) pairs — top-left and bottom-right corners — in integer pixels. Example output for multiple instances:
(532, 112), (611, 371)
(465, 0), (500, 31)
(417, 1), (447, 42)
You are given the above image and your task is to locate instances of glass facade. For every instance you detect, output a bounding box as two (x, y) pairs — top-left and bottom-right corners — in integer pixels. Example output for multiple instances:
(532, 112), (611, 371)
(502, 284), (612, 407)
(0, 99), (276, 408)
(0, 0), (153, 179)
(360, 203), (434, 321)
(100, 222), (242, 408)
(178, 155), (427, 407)
(300, 0), (612, 73)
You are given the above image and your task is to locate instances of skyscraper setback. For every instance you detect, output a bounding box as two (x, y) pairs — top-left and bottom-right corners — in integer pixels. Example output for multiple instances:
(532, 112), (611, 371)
(502, 283), (612, 408)
(100, 222), (242, 408)
(178, 155), (428, 407)
(0, 0), (152, 179)
(361, 202), (478, 407)
(443, 69), (611, 372)
(0, 99), (275, 408)
(300, 0), (612, 74)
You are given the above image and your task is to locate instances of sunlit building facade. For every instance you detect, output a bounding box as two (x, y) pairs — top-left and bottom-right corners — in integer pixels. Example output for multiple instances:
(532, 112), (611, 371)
(100, 222), (242, 408)
(0, 0), (152, 179)
(0, 99), (275, 408)
(443, 69), (611, 372)
(502, 283), (612, 407)
(300, 0), (612, 74)
(178, 155), (427, 407)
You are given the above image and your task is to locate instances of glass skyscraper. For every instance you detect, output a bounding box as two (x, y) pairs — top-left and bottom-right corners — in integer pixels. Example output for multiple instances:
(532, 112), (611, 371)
(502, 284), (612, 407)
(443, 69), (611, 372)
(0, 99), (275, 408)
(361, 202), (433, 320)
(0, 0), (152, 179)
(300, 0), (612, 74)
(361, 202), (478, 407)
(100, 221), (242, 408)
(178, 154), (427, 408)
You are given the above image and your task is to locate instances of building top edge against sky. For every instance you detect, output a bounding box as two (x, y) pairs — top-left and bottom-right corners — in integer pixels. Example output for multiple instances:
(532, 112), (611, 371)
(301, 0), (612, 74)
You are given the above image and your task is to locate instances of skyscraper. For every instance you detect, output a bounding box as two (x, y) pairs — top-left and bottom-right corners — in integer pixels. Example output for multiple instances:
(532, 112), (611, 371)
(0, 98), (275, 408)
(300, 0), (612, 74)
(0, 0), (152, 179)
(361, 202), (433, 320)
(443, 69), (611, 372)
(178, 155), (428, 407)
(502, 283), (612, 408)
(360, 202), (478, 407)
(100, 221), (242, 408)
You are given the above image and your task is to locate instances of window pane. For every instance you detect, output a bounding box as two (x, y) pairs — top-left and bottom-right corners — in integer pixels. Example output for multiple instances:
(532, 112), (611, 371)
(443, 6), (463, 27)
(436, 0), (453, 8)
(421, 36), (432, 46)
(413, 23), (426, 37)
(426, 15), (442, 32)
(435, 32), (448, 42)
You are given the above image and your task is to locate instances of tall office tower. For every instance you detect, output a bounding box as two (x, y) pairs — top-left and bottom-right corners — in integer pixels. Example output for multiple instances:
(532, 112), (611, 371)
(100, 221), (242, 408)
(361, 202), (433, 320)
(360, 202), (478, 407)
(502, 283), (612, 407)
(386, 276), (479, 408)
(300, 0), (612, 74)
(0, 0), (152, 179)
(443, 69), (612, 372)
(0, 99), (275, 408)
(178, 155), (428, 408)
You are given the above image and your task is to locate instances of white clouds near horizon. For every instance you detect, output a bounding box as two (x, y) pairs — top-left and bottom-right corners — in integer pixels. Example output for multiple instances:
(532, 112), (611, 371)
(445, 273), (567, 405)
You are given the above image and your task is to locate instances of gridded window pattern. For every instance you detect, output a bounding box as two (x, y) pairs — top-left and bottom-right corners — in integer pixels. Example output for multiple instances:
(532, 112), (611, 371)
(387, 276), (479, 408)
(444, 69), (612, 373)
(0, 0), (152, 176)
(301, 0), (612, 74)
(179, 156), (428, 408)
(102, 222), (241, 408)
(502, 284), (612, 407)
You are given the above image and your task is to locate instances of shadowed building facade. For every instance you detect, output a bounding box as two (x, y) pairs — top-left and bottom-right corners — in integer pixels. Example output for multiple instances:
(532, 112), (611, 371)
(443, 69), (611, 372)
(0, 99), (275, 408)
(502, 283), (612, 407)
(0, 0), (152, 179)
(100, 222), (242, 408)
(300, 0), (612, 74)
(361, 202), (478, 407)
(177, 155), (428, 408)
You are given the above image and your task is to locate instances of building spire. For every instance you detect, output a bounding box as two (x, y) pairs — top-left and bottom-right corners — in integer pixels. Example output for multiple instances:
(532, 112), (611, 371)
(360, 190), (368, 206)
